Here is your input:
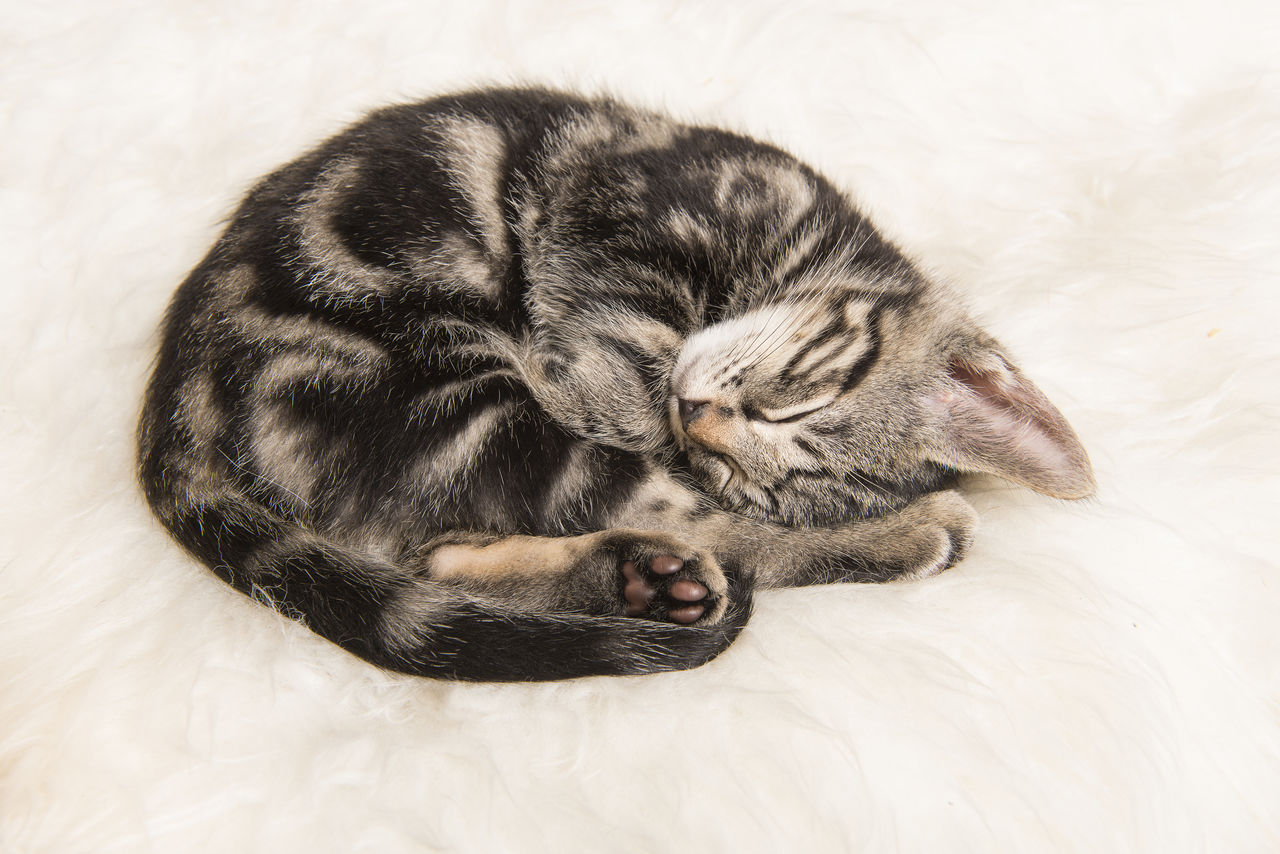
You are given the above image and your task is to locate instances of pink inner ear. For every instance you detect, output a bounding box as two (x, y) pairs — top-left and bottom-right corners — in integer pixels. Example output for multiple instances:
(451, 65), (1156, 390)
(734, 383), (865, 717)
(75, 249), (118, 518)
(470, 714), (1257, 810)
(949, 357), (1057, 437)
(940, 355), (1095, 499)
(948, 358), (1009, 408)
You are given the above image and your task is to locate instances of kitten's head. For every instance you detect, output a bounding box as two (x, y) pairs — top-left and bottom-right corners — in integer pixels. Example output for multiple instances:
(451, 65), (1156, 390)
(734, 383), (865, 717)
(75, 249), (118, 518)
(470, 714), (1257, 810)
(669, 265), (1094, 525)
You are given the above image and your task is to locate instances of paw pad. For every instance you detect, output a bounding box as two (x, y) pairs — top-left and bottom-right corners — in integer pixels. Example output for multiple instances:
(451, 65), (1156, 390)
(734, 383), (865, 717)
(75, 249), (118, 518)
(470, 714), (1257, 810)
(620, 555), (711, 624)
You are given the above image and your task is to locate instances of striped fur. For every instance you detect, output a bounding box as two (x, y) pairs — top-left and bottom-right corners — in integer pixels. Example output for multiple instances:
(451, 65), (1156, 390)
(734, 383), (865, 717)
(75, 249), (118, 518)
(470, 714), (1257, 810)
(138, 88), (1093, 681)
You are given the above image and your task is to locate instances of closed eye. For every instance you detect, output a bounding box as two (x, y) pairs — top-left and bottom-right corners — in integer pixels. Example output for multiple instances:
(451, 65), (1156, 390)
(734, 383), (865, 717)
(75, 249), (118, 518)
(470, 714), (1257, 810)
(745, 396), (835, 424)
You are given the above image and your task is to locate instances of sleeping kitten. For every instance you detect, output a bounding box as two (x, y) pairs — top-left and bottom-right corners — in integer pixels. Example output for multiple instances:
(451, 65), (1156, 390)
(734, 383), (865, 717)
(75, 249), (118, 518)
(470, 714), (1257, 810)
(137, 88), (1093, 681)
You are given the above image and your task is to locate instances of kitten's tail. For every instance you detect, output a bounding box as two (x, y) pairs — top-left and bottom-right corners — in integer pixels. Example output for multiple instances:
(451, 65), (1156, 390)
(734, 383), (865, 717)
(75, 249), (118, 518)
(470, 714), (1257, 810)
(376, 588), (754, 682)
(145, 488), (751, 681)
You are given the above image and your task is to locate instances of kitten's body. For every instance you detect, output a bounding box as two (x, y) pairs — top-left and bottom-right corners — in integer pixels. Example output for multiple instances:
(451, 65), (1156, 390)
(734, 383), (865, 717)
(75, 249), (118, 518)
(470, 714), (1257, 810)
(138, 88), (1092, 681)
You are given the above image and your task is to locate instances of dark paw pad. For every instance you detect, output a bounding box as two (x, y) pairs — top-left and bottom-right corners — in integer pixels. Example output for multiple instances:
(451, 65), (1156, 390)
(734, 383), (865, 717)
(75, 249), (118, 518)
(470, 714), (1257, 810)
(620, 555), (712, 624)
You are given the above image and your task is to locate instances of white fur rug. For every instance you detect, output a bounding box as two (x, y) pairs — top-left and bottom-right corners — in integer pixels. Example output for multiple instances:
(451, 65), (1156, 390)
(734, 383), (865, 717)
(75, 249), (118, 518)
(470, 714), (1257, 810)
(4, 1), (1278, 851)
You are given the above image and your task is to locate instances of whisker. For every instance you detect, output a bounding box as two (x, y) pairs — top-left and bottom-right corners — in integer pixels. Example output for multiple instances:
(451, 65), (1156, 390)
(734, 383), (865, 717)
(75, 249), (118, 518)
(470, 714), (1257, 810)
(721, 296), (806, 373)
(735, 231), (877, 374)
(843, 466), (895, 499)
(735, 283), (838, 373)
(742, 291), (833, 368)
(715, 223), (832, 368)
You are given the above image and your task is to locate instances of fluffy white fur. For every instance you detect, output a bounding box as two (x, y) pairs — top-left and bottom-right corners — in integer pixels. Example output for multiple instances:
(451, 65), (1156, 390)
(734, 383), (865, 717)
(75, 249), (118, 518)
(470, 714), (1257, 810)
(3, 1), (1278, 850)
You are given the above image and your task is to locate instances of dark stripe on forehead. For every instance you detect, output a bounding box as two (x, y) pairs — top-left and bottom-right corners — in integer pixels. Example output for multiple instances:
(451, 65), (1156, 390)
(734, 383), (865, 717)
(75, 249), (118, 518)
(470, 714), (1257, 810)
(710, 360), (737, 385)
(838, 308), (882, 394)
(777, 310), (845, 385)
(700, 357), (747, 394)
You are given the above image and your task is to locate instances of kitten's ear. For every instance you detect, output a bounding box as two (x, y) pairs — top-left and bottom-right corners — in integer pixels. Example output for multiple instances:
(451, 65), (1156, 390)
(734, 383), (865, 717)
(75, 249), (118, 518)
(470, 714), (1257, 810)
(924, 347), (1095, 499)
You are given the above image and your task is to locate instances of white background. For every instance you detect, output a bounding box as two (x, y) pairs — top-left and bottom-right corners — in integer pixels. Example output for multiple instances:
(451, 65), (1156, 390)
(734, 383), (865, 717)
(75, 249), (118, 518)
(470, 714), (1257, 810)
(3, 1), (1278, 851)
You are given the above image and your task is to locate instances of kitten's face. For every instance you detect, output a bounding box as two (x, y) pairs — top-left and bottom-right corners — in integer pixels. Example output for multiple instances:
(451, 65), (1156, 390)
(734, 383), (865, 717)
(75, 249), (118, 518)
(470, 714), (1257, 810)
(670, 272), (1094, 525)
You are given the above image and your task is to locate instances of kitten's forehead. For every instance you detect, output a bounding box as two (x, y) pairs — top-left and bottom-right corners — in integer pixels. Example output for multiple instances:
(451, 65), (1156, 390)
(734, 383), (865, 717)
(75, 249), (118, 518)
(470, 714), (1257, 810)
(674, 306), (793, 389)
(673, 296), (876, 398)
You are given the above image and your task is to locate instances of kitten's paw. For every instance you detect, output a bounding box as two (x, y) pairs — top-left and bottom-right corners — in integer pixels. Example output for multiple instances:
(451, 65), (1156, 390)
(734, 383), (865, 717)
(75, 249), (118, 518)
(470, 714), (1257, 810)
(896, 490), (978, 579)
(604, 534), (728, 625)
(620, 555), (714, 623)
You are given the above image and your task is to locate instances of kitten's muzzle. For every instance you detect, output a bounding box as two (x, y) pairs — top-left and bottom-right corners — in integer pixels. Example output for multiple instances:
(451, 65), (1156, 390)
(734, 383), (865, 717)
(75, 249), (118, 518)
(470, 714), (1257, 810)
(677, 397), (710, 431)
(674, 396), (736, 458)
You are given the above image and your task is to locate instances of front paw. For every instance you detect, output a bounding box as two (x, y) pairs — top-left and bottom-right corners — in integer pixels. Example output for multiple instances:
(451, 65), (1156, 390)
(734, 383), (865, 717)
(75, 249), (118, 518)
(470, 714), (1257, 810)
(892, 490), (978, 579)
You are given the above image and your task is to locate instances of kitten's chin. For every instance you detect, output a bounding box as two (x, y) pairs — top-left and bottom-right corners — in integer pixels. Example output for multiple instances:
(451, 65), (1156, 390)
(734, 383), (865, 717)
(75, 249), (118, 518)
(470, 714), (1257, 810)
(683, 446), (739, 499)
(681, 446), (853, 526)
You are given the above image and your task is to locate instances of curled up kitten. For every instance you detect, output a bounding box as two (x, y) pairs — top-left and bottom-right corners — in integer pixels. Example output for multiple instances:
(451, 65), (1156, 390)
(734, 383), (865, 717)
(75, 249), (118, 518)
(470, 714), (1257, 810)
(137, 88), (1094, 681)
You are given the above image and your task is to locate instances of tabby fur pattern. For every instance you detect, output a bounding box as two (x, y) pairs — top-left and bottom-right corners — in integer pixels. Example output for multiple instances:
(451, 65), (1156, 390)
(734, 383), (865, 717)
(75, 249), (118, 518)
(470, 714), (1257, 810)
(137, 88), (1093, 681)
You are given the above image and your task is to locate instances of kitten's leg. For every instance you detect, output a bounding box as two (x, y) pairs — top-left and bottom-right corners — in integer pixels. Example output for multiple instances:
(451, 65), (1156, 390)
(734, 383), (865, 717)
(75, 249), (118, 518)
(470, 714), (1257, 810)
(516, 315), (683, 454)
(415, 529), (735, 625)
(740, 490), (979, 589)
(612, 480), (978, 590)
(691, 490), (976, 590)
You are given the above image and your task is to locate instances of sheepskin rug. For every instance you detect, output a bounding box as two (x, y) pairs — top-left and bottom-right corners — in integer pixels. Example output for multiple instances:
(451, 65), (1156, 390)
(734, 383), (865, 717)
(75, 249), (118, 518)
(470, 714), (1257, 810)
(3, 1), (1278, 851)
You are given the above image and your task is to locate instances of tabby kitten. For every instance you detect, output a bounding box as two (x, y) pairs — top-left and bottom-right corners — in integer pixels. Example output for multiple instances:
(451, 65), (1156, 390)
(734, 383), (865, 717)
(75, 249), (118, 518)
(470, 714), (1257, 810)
(137, 88), (1093, 681)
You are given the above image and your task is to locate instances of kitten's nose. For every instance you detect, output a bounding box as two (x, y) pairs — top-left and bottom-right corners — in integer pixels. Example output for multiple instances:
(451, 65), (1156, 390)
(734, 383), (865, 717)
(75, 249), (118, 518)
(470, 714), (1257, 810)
(677, 397), (710, 430)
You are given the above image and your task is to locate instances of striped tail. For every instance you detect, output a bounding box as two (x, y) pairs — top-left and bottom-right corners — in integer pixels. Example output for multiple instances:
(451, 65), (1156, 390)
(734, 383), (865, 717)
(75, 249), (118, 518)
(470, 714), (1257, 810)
(141, 480), (752, 681)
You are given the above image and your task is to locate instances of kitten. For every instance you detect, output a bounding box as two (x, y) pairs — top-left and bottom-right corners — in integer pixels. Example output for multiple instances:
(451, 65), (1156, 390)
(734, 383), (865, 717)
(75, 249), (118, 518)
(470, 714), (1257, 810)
(137, 87), (1093, 681)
